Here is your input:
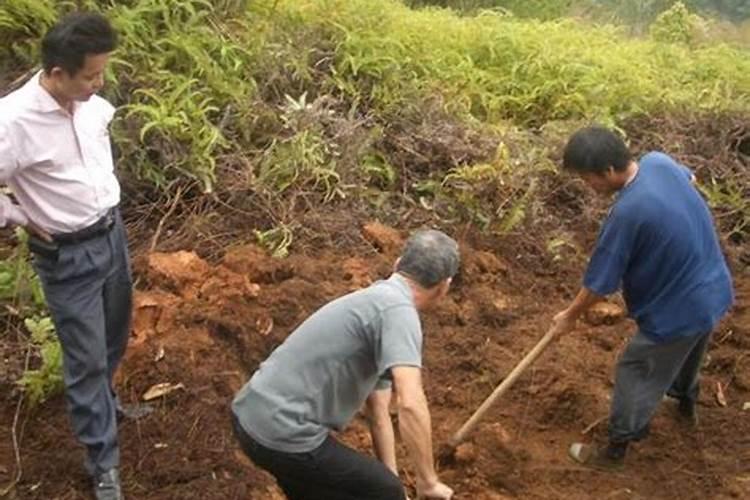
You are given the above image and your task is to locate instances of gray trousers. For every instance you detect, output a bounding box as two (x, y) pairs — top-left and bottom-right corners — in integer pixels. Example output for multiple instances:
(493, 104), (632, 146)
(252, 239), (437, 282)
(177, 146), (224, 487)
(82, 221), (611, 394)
(31, 210), (133, 475)
(609, 330), (711, 442)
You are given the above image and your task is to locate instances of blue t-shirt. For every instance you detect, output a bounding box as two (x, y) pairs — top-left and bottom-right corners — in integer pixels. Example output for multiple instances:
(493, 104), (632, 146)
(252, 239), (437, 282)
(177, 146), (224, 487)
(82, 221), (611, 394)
(584, 152), (733, 342)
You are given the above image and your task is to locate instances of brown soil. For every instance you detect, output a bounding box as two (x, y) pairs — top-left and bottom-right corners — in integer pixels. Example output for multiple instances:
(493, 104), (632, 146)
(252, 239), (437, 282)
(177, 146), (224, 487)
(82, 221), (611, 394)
(1, 222), (748, 500)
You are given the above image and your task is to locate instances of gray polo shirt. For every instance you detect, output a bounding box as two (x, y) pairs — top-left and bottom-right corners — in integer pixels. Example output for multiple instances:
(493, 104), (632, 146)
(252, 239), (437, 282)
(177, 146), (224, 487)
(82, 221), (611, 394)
(232, 273), (423, 453)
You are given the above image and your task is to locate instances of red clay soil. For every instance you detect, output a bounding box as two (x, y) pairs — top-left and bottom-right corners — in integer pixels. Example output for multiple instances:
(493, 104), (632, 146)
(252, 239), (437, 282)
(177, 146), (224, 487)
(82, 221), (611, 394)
(1, 223), (749, 500)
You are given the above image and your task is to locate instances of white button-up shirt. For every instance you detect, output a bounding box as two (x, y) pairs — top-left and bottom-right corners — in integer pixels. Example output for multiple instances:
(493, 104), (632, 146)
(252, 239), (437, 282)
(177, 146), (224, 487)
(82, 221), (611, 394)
(0, 71), (121, 233)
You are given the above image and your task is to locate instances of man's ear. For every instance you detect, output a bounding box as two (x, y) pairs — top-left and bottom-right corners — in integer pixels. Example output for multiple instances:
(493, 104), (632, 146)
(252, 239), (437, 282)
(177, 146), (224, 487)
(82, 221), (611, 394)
(431, 278), (451, 300)
(48, 67), (65, 80)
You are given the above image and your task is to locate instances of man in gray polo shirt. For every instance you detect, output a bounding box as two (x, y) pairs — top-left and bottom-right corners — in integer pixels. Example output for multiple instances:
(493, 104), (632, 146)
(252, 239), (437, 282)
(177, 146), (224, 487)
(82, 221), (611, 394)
(232, 229), (458, 499)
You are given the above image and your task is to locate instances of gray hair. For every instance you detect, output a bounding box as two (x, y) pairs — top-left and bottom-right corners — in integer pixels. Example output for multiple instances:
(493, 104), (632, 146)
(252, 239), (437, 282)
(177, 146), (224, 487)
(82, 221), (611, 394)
(396, 229), (460, 288)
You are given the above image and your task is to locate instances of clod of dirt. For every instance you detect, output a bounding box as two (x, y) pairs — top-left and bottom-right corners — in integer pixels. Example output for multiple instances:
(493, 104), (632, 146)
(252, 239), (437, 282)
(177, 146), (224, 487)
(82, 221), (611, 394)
(477, 291), (514, 329)
(463, 250), (509, 279)
(148, 251), (211, 299)
(342, 257), (373, 290)
(454, 442), (478, 464)
(223, 244), (295, 284)
(132, 290), (182, 345)
(362, 222), (403, 255)
(585, 302), (626, 326)
(486, 422), (513, 446)
(199, 266), (261, 303)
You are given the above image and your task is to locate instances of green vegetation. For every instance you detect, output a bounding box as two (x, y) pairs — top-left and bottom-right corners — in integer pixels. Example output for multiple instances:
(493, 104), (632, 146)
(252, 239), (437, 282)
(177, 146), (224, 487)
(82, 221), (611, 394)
(18, 316), (63, 406)
(0, 229), (61, 405)
(407, 0), (750, 23)
(650, 2), (708, 44)
(0, 229), (45, 310)
(2, 0), (748, 196)
(1, 0), (748, 403)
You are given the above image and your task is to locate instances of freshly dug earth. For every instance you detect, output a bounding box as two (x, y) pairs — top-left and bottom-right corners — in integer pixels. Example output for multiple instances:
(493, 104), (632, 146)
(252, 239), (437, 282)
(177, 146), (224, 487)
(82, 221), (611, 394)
(1, 224), (748, 500)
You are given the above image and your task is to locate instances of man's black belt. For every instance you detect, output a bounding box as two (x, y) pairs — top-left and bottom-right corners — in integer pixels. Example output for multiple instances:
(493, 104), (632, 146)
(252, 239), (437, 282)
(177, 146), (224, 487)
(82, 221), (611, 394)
(53, 208), (117, 245)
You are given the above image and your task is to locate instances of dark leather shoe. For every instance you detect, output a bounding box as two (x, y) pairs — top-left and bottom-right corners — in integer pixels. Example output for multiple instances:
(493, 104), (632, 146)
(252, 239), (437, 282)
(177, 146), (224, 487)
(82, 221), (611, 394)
(664, 394), (699, 426)
(116, 401), (155, 420)
(569, 443), (625, 471)
(94, 468), (123, 500)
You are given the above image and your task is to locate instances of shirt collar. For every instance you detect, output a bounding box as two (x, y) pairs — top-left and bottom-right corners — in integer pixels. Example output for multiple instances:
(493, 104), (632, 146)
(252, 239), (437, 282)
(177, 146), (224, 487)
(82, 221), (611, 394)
(25, 71), (67, 114)
(388, 273), (416, 304)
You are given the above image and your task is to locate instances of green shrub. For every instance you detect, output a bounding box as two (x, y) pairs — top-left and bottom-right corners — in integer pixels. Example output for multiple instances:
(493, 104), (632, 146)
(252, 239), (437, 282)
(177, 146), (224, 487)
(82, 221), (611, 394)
(650, 2), (707, 44)
(18, 316), (63, 406)
(0, 229), (61, 406)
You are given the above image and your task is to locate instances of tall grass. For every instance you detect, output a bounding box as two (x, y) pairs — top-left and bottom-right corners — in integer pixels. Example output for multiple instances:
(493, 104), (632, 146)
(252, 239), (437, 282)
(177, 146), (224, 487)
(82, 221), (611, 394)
(2, 0), (748, 192)
(314, 0), (750, 125)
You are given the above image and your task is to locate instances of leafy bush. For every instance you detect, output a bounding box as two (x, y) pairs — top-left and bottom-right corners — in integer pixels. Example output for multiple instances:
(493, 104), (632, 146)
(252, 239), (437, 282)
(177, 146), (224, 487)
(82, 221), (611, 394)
(0, 229), (61, 405)
(4, 0), (748, 195)
(650, 2), (707, 44)
(0, 0), (56, 63)
(0, 229), (45, 309)
(18, 316), (63, 406)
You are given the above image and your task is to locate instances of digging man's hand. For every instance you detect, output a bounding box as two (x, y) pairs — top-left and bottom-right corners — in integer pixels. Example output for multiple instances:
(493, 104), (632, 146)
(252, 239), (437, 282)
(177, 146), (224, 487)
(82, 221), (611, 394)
(550, 287), (604, 338)
(550, 309), (577, 338)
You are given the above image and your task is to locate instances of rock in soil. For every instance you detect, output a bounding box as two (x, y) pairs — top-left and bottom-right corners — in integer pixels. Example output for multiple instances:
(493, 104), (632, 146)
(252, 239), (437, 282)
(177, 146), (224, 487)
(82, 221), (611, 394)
(585, 301), (626, 326)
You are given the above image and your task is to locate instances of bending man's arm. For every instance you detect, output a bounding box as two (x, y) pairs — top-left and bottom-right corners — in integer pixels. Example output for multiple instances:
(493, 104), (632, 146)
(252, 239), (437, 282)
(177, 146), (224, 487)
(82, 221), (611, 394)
(365, 387), (398, 475)
(392, 366), (453, 499)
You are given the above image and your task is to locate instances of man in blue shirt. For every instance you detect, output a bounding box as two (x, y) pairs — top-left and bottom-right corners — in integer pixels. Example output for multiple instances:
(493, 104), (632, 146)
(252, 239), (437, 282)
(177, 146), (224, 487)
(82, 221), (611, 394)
(549, 126), (733, 470)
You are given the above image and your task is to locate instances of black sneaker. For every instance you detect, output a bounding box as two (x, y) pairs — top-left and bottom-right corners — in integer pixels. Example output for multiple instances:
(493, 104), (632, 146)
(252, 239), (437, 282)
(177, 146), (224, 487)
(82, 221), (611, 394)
(94, 468), (123, 500)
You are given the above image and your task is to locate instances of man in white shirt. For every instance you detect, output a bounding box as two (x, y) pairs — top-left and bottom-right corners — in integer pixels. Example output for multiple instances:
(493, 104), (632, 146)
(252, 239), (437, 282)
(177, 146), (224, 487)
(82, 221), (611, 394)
(0, 13), (143, 500)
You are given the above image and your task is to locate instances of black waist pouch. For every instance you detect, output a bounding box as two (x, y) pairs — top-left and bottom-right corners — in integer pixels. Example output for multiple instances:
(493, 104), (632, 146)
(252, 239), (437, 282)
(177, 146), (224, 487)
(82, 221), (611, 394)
(27, 235), (60, 260)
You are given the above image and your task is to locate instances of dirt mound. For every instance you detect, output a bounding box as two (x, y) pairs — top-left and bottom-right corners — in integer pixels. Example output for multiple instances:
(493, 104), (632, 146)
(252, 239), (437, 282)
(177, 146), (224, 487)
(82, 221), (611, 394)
(362, 221), (404, 256)
(2, 222), (749, 499)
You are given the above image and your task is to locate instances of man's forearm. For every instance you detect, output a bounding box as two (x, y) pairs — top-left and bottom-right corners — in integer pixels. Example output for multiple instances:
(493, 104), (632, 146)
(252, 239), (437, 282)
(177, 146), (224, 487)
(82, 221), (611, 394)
(366, 389), (398, 474)
(397, 392), (437, 486)
(369, 413), (398, 474)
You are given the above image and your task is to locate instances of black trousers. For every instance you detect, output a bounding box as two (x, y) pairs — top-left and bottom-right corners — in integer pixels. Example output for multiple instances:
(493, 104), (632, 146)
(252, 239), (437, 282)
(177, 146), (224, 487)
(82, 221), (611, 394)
(232, 415), (406, 500)
(31, 209), (132, 475)
(609, 330), (711, 442)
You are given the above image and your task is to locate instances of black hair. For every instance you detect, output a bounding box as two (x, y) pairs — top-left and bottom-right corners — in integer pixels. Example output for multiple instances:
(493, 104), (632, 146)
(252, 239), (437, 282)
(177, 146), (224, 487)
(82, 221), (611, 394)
(562, 126), (632, 174)
(41, 12), (118, 76)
